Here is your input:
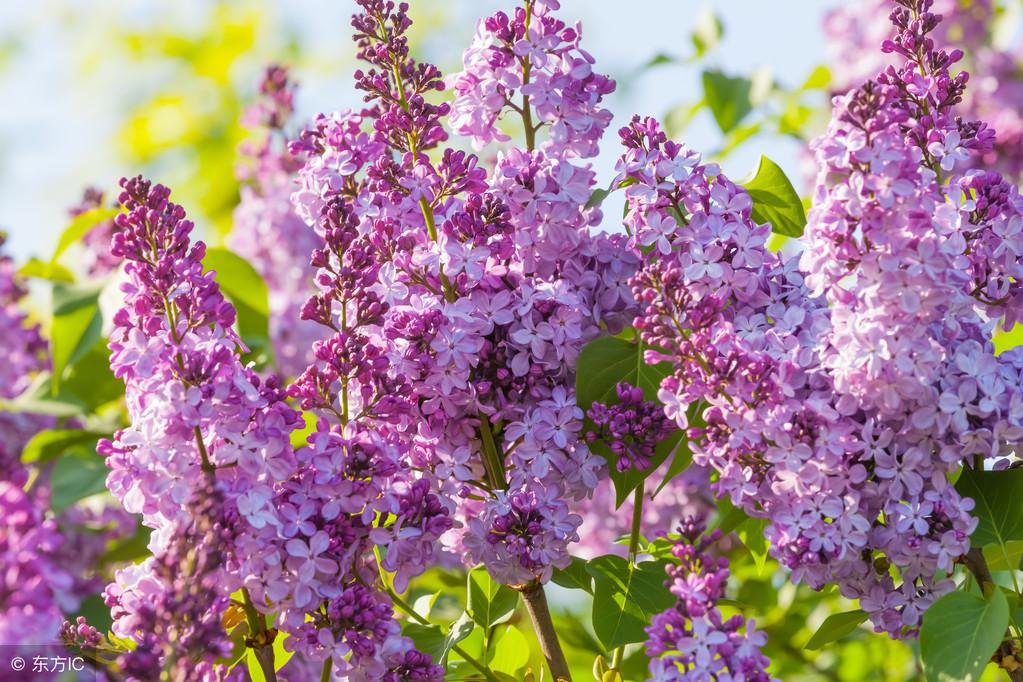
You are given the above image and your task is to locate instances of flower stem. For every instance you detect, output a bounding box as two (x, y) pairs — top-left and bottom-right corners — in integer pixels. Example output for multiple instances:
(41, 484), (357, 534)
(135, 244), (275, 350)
(520, 582), (573, 682)
(628, 482), (645, 563)
(521, 0), (536, 151)
(384, 582), (500, 682)
(611, 482), (646, 675)
(478, 416), (508, 489)
(320, 658), (332, 682)
(241, 588), (278, 682)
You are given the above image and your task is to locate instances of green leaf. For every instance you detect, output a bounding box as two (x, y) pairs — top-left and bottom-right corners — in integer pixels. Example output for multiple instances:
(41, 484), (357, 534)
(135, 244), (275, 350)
(246, 650), (264, 682)
(203, 247), (269, 317)
(485, 625), (529, 676)
(50, 450), (109, 512)
(586, 177), (637, 210)
(956, 467), (1023, 574)
(412, 592), (439, 620)
(74, 593), (114, 635)
(585, 187), (611, 209)
(246, 639), (291, 682)
(620, 647), (652, 682)
(712, 497), (750, 536)
(643, 53), (674, 69)
(403, 622), (448, 663)
(804, 609), (869, 650)
(701, 69), (752, 134)
(51, 281), (104, 392)
(0, 372), (87, 417)
(51, 207), (120, 264)
(575, 333), (678, 506)
(652, 403), (702, 496)
(587, 555), (675, 650)
(273, 632), (294, 672)
(736, 517), (770, 575)
(22, 429), (106, 465)
(740, 156), (807, 237)
(443, 611), (476, 663)
(100, 524), (152, 565)
(613, 432), (683, 508)
(467, 566), (519, 630)
(0, 393), (87, 418)
(691, 8), (723, 58)
(551, 556), (593, 594)
(800, 65), (832, 91)
(716, 122), (763, 160)
(984, 540), (1023, 571)
(664, 100), (705, 138)
(202, 247), (271, 360)
(18, 257), (74, 283)
(290, 411), (318, 449)
(920, 588), (1008, 682)
(59, 338), (124, 411)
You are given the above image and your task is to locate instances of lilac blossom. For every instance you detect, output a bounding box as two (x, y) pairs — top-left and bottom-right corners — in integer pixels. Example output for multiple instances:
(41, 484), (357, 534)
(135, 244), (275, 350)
(646, 519), (773, 681)
(0, 483), (75, 646)
(629, 1), (1023, 640)
(228, 65), (325, 377)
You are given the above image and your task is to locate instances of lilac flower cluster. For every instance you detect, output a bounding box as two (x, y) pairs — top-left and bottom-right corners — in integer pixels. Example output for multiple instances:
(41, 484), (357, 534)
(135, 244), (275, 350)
(0, 234), (130, 650)
(287, 0), (635, 595)
(586, 382), (674, 472)
(97, 176), (300, 675)
(448, 0), (615, 158)
(105, 478), (240, 681)
(630, 0), (1023, 638)
(0, 483), (75, 646)
(228, 65), (325, 377)
(646, 519), (773, 681)
(574, 465), (714, 560)
(0, 234), (50, 484)
(70, 187), (122, 277)
(99, 172), (446, 677)
(53, 503), (135, 602)
(823, 0), (1023, 179)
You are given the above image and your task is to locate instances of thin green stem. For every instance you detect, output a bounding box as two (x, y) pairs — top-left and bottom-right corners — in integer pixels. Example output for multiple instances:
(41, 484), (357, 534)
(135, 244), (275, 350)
(611, 482), (646, 675)
(241, 588), (278, 682)
(628, 482), (645, 563)
(320, 657), (332, 682)
(418, 196), (456, 301)
(193, 426), (215, 474)
(478, 416), (508, 490)
(386, 583), (500, 681)
(521, 0), (537, 151)
(387, 48), (454, 301)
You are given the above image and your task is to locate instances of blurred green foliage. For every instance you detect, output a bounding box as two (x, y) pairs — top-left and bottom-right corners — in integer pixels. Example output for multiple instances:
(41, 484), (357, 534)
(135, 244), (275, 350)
(104, 2), (300, 237)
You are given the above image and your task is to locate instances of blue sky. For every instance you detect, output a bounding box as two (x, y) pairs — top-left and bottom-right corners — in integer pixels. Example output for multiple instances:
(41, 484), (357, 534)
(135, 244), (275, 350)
(0, 0), (833, 261)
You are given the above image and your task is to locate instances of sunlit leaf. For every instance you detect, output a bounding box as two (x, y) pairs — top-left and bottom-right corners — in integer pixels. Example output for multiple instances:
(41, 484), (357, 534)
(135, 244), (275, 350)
(50, 281), (105, 392)
(740, 155), (806, 237)
(920, 588), (1008, 682)
(702, 70), (752, 134)
(18, 258), (74, 283)
(804, 610), (869, 650)
(51, 450), (109, 512)
(22, 429), (106, 465)
(587, 555), (674, 650)
(467, 566), (519, 630)
(51, 208), (119, 264)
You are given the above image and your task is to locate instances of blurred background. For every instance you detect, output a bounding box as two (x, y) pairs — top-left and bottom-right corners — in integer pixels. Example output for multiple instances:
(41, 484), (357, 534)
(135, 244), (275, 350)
(0, 0), (832, 261)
